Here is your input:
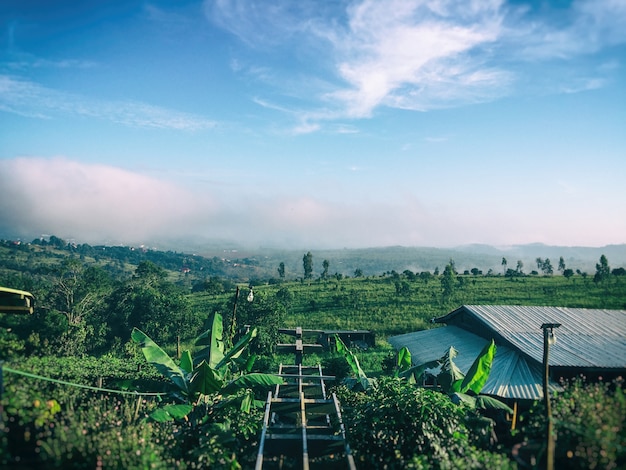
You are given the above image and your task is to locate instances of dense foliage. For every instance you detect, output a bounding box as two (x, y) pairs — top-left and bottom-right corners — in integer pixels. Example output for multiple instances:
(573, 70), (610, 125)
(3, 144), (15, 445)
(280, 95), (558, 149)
(335, 377), (517, 469)
(519, 377), (626, 470)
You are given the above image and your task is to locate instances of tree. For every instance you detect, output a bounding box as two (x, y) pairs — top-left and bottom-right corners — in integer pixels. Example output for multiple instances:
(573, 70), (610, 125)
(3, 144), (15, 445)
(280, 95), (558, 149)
(558, 257), (566, 273)
(354, 268), (363, 278)
(231, 290), (286, 355)
(501, 257), (507, 275)
(277, 262), (285, 279)
(441, 261), (457, 301)
(594, 255), (611, 284)
(516, 260), (524, 275)
(106, 262), (199, 345)
(44, 259), (113, 355)
(321, 259), (330, 279)
(303, 252), (313, 280)
(419, 271), (433, 283)
(542, 258), (554, 276)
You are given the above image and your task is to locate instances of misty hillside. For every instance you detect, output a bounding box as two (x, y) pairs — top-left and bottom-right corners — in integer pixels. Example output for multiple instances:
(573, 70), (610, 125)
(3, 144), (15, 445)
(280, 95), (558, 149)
(3, 236), (624, 282)
(247, 243), (626, 279)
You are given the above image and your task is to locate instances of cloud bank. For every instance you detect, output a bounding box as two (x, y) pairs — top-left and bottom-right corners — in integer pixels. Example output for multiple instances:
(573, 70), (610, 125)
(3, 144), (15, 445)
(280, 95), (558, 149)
(2, 157), (624, 250)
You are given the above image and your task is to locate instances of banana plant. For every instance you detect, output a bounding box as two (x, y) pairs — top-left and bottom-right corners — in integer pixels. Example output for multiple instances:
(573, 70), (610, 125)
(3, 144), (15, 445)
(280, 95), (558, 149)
(399, 339), (512, 413)
(334, 334), (375, 391)
(394, 346), (413, 379)
(132, 312), (283, 421)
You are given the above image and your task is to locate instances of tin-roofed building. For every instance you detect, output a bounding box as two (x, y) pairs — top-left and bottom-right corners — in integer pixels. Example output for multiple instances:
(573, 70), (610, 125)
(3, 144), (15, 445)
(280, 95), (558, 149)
(388, 305), (626, 402)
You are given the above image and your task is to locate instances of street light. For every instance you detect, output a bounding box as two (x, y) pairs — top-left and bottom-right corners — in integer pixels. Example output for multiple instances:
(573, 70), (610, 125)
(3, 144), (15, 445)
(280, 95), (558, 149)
(541, 323), (561, 470)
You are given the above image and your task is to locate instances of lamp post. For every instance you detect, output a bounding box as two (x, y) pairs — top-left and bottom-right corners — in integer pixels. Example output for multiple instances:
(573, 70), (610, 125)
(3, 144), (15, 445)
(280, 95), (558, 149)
(541, 323), (561, 470)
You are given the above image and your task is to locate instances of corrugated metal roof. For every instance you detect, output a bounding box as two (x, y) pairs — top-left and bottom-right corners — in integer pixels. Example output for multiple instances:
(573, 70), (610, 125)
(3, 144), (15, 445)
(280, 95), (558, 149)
(388, 326), (560, 400)
(438, 305), (626, 369)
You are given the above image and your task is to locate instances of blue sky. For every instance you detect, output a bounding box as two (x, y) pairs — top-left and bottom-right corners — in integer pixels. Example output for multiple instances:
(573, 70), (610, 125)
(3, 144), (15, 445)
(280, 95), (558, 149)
(1, 0), (625, 250)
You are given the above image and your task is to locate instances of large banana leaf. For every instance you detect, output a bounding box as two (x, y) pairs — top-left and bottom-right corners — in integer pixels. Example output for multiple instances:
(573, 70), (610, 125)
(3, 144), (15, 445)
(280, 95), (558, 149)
(149, 404), (194, 423)
(131, 328), (188, 395)
(450, 392), (513, 413)
(222, 373), (284, 394)
(475, 395), (513, 413)
(396, 346), (412, 376)
(180, 350), (193, 374)
(398, 359), (439, 382)
(459, 339), (496, 395)
(189, 360), (225, 395)
(215, 327), (258, 371)
(194, 312), (226, 369)
(335, 334), (367, 379)
(438, 346), (465, 393)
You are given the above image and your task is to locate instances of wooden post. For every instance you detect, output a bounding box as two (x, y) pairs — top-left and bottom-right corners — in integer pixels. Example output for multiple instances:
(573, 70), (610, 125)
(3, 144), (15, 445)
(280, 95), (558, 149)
(229, 286), (240, 347)
(541, 323), (560, 470)
(0, 361), (4, 424)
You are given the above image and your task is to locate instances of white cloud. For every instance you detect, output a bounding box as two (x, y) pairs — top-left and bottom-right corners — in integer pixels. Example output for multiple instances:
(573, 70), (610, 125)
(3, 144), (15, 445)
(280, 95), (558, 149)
(0, 75), (217, 130)
(327, 0), (507, 116)
(0, 157), (451, 248)
(0, 157), (215, 244)
(207, 0), (626, 129)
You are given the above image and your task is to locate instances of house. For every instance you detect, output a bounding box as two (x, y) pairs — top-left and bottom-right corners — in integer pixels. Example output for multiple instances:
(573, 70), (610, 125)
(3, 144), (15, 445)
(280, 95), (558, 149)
(388, 305), (626, 402)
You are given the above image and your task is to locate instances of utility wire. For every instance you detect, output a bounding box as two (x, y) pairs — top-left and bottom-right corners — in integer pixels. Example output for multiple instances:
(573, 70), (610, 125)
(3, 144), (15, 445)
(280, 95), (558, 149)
(2, 365), (167, 397)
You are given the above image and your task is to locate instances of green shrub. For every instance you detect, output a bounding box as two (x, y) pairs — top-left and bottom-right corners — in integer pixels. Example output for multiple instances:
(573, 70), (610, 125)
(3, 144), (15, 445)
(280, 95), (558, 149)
(335, 377), (516, 469)
(521, 376), (626, 470)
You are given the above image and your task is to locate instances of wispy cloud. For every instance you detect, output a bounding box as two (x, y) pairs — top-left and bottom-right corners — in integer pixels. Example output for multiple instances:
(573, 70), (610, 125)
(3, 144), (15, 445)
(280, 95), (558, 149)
(5, 58), (98, 70)
(0, 75), (216, 130)
(325, 0), (508, 117)
(206, 0), (626, 129)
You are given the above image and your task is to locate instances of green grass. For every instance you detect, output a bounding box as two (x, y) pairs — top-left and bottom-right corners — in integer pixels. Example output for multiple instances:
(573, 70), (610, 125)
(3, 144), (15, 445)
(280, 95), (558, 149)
(189, 274), (626, 341)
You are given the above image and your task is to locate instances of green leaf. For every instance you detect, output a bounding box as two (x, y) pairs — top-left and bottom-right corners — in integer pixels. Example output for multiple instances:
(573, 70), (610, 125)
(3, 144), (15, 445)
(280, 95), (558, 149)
(215, 327), (258, 371)
(399, 359), (439, 382)
(194, 312), (225, 369)
(162, 404), (193, 419)
(240, 390), (253, 413)
(180, 350), (193, 374)
(450, 392), (477, 408)
(459, 339), (496, 395)
(190, 360), (224, 395)
(131, 328), (188, 395)
(223, 373), (284, 394)
(475, 395), (513, 413)
(438, 346), (465, 393)
(149, 408), (174, 423)
(149, 404), (193, 422)
(396, 346), (412, 376)
(334, 335), (367, 379)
